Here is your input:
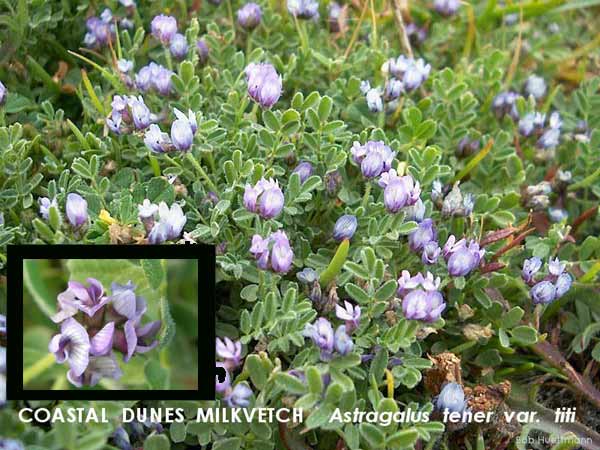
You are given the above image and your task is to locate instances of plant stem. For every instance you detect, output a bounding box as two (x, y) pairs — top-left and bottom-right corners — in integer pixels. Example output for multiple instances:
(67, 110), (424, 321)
(361, 182), (372, 210)
(185, 152), (218, 192)
(23, 353), (56, 386)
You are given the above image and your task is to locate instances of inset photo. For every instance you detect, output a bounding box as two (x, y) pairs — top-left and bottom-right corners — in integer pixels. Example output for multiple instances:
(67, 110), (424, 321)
(6, 245), (215, 400)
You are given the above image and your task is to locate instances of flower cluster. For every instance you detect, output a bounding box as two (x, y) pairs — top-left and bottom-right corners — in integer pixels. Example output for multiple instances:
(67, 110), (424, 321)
(397, 271), (446, 322)
(303, 317), (354, 361)
(237, 3), (262, 30)
(245, 63), (283, 109)
(216, 338), (253, 407)
(384, 55), (431, 91)
(83, 9), (116, 49)
(287, 0), (319, 20)
(135, 62), (175, 96)
(250, 230), (294, 273)
(107, 95), (155, 135)
(432, 181), (474, 217)
(243, 178), (285, 219)
(443, 235), (485, 277)
(378, 169), (421, 213)
(433, 0), (461, 16)
(408, 219), (441, 265)
(350, 140), (395, 179)
(39, 193), (88, 229)
(49, 278), (161, 387)
(138, 200), (187, 244)
(522, 257), (572, 305)
(144, 108), (198, 153)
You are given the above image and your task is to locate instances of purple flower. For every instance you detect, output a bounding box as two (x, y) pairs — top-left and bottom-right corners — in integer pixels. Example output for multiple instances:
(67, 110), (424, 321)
(333, 215), (358, 241)
(147, 202), (187, 244)
(384, 56), (431, 91)
(297, 267), (319, 284)
(433, 0), (461, 16)
(365, 88), (383, 113)
(151, 15), (178, 44)
(405, 198), (426, 222)
(524, 75), (546, 100)
(443, 236), (484, 277)
(245, 63), (282, 109)
(238, 3), (262, 30)
(397, 270), (440, 297)
(303, 318), (334, 361)
(385, 78), (404, 100)
(408, 218), (436, 252)
(117, 59), (134, 73)
(436, 382), (468, 414)
(531, 280), (557, 305)
(351, 141), (395, 178)
(250, 234), (272, 269)
(335, 300), (361, 333)
(169, 33), (188, 59)
(379, 170), (421, 213)
(270, 230), (294, 273)
(549, 207), (568, 223)
(51, 277), (109, 322)
(548, 257), (565, 277)
(361, 151), (384, 178)
(129, 96), (152, 129)
(456, 136), (480, 157)
(144, 124), (172, 153)
(492, 91), (519, 119)
(216, 337), (243, 370)
(422, 241), (441, 265)
(522, 257), (542, 284)
(67, 353), (123, 387)
(49, 317), (91, 377)
(402, 289), (446, 322)
(334, 325), (354, 355)
(90, 322), (115, 356)
(555, 273), (572, 298)
(0, 81), (6, 105)
(292, 161), (313, 183)
(216, 362), (231, 393)
(243, 178), (285, 219)
(287, 0), (319, 19)
(66, 193), (88, 228)
(170, 119), (194, 151)
(84, 14), (115, 48)
(196, 39), (209, 64)
(174, 108), (198, 134)
(38, 197), (58, 220)
(224, 383), (253, 407)
(136, 63), (174, 95)
(518, 112), (545, 137)
(328, 1), (343, 32)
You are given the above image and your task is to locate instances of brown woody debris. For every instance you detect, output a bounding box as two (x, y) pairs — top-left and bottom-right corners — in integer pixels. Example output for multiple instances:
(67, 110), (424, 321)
(424, 352), (462, 395)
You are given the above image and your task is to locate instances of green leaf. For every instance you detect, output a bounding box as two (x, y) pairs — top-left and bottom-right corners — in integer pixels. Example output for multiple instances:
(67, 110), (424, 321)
(245, 354), (269, 390)
(306, 366), (323, 394)
(141, 259), (166, 290)
(145, 359), (170, 389)
(386, 428), (419, 448)
(359, 423), (385, 448)
(213, 438), (242, 450)
(345, 283), (370, 304)
(374, 280), (398, 301)
(144, 434), (171, 450)
(23, 259), (56, 318)
(274, 372), (307, 395)
(330, 353), (362, 370)
(511, 325), (538, 345)
(170, 422), (187, 443)
(320, 240), (350, 286)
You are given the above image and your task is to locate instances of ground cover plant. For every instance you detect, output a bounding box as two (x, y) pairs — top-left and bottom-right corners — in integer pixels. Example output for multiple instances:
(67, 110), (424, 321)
(1, 0), (600, 449)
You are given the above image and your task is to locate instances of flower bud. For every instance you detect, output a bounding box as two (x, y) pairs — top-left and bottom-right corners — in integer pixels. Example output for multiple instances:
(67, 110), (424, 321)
(39, 197), (58, 221)
(196, 39), (210, 64)
(334, 325), (354, 355)
(292, 161), (314, 183)
(433, 0), (461, 16)
(0, 81), (6, 106)
(303, 318), (334, 361)
(436, 382), (468, 414)
(66, 193), (88, 228)
(531, 280), (557, 304)
(169, 33), (188, 60)
(408, 218), (436, 252)
(270, 231), (294, 273)
(555, 273), (572, 298)
(170, 119), (194, 151)
(402, 289), (446, 322)
(422, 241), (441, 265)
(524, 75), (546, 100)
(151, 14), (177, 44)
(333, 215), (357, 241)
(144, 124), (172, 153)
(522, 257), (542, 284)
(365, 88), (383, 112)
(245, 63), (282, 109)
(237, 3), (262, 30)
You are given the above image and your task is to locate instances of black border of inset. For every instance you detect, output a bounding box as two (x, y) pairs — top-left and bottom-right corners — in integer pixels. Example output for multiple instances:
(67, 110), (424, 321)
(6, 244), (215, 400)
